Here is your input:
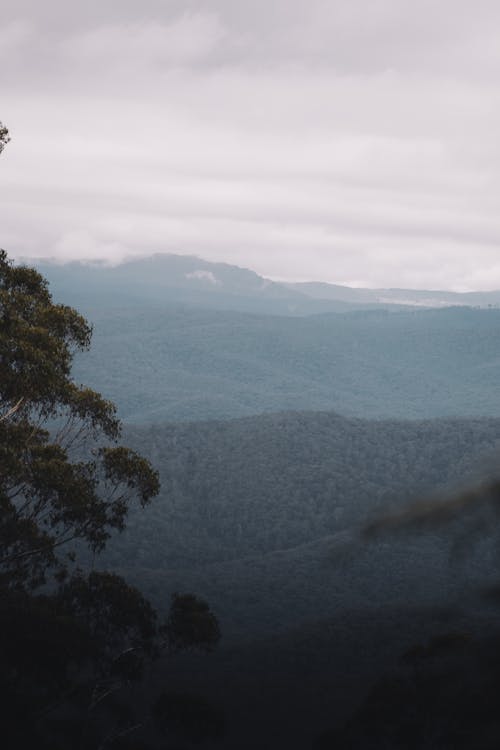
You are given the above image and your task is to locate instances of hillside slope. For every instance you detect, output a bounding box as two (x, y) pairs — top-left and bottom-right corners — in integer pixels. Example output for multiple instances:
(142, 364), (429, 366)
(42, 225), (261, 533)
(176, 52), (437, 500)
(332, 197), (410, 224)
(91, 412), (500, 638)
(69, 305), (500, 422)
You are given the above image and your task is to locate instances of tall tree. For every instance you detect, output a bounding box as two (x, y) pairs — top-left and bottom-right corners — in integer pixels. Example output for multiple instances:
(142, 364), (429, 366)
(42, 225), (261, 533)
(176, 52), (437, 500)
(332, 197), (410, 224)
(0, 247), (160, 589)
(0, 128), (220, 747)
(0, 250), (158, 744)
(0, 252), (220, 748)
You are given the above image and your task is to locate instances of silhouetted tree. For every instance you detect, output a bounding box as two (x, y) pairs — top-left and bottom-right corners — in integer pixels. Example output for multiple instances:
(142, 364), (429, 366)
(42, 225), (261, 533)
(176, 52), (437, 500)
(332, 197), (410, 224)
(0, 245), (220, 747)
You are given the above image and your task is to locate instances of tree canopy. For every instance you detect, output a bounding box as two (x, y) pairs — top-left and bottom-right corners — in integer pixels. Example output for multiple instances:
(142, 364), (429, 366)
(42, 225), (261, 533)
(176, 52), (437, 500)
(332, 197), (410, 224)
(0, 246), (220, 748)
(0, 248), (161, 590)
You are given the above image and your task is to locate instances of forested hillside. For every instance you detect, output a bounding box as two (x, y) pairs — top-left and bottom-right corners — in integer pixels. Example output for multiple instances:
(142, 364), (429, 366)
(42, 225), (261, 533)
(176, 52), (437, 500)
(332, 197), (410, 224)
(69, 304), (500, 423)
(89, 411), (500, 639)
(80, 409), (500, 748)
(79, 408), (500, 749)
(118, 412), (500, 565)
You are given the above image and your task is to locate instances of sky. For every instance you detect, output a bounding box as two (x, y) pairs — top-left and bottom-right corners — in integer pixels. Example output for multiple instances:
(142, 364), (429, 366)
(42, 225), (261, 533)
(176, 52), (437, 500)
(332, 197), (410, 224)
(1, 0), (500, 289)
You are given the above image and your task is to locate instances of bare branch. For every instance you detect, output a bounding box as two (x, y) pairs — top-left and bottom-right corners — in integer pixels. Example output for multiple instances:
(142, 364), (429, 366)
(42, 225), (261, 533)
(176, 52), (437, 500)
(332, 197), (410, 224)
(0, 398), (24, 423)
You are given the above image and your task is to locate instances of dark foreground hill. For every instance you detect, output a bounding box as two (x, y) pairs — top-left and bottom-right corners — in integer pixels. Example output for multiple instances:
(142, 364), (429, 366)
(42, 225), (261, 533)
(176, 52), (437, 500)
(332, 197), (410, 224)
(69, 304), (500, 423)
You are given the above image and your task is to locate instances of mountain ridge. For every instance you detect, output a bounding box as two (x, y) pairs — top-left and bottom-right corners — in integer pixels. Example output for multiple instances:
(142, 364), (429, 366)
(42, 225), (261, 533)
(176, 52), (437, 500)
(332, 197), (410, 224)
(32, 252), (500, 314)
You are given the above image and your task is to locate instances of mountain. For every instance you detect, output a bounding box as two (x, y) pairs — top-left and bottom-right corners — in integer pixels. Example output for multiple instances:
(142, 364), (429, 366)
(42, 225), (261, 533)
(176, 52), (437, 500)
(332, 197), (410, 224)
(33, 254), (500, 425)
(36, 254), (371, 316)
(288, 280), (500, 308)
(35, 253), (500, 314)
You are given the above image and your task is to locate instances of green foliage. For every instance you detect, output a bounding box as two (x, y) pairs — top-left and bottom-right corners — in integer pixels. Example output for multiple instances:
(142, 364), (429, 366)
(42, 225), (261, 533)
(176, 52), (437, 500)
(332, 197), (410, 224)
(0, 121), (9, 155)
(0, 249), (160, 589)
(1, 249), (95, 415)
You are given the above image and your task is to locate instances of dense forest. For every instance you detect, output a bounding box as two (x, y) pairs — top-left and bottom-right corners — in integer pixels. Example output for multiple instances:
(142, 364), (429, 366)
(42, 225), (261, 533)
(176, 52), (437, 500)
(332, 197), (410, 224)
(100, 414), (500, 747)
(75, 411), (498, 647)
(70, 302), (500, 423)
(101, 411), (500, 570)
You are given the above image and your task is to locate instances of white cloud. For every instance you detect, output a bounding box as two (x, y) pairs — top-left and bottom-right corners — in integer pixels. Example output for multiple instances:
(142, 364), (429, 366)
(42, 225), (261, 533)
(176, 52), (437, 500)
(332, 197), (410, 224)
(186, 270), (219, 284)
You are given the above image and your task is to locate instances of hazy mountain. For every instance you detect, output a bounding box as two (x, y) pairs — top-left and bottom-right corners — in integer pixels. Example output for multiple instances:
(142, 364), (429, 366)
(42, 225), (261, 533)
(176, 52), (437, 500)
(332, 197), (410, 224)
(36, 254), (367, 316)
(288, 281), (500, 308)
(35, 253), (500, 314)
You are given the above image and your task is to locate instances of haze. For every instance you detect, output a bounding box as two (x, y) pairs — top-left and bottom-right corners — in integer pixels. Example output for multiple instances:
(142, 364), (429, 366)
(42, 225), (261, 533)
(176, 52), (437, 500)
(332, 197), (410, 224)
(2, 0), (500, 289)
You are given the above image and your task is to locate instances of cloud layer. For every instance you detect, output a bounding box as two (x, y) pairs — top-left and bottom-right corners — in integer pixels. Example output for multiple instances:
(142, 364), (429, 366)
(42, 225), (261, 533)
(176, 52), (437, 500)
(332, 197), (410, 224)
(1, 0), (500, 288)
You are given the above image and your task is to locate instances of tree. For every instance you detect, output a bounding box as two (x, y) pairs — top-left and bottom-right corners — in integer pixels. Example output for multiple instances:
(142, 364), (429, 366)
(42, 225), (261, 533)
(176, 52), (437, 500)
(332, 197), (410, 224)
(0, 127), (158, 587)
(0, 251), (221, 748)
(0, 121), (9, 155)
(0, 248), (160, 590)
(0, 250), (221, 747)
(0, 247), (163, 742)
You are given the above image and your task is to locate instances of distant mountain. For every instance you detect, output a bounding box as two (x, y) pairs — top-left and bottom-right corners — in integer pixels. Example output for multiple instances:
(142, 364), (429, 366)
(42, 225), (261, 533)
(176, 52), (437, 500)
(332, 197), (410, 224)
(36, 254), (369, 316)
(28, 253), (500, 425)
(288, 280), (500, 308)
(34, 253), (500, 314)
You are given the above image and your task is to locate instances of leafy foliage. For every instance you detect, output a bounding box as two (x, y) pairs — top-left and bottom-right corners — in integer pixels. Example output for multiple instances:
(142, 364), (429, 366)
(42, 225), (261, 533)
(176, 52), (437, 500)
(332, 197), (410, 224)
(0, 249), (160, 589)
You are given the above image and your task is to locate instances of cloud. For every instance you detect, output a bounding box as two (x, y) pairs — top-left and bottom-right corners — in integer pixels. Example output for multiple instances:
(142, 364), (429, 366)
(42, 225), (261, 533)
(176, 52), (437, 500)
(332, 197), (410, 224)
(1, 1), (500, 289)
(0, 20), (34, 55)
(186, 269), (219, 284)
(61, 12), (226, 71)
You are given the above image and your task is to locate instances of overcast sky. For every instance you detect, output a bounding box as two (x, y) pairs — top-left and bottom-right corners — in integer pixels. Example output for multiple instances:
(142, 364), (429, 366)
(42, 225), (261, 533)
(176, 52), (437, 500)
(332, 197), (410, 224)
(1, 0), (500, 289)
